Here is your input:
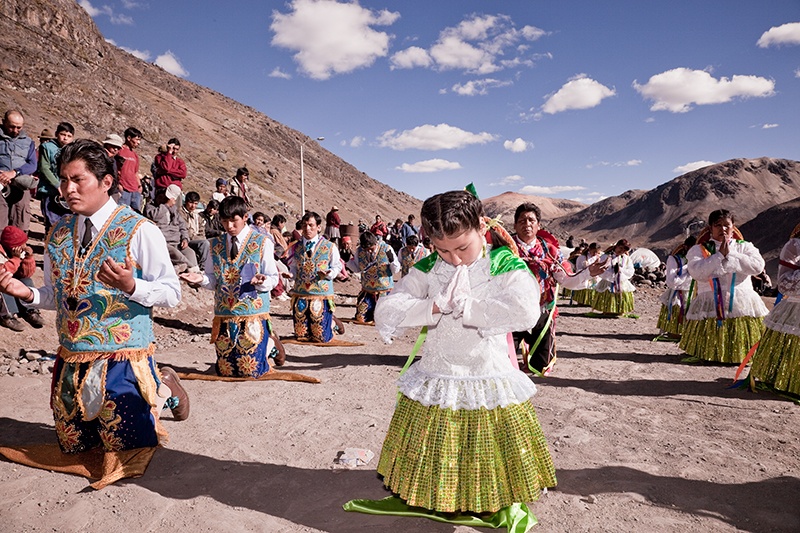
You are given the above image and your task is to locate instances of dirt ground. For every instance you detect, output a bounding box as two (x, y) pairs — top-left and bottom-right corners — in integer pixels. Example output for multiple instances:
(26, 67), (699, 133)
(1, 269), (799, 533)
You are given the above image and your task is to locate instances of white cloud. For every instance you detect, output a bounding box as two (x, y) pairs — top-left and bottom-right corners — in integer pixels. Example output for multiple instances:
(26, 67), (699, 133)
(633, 68), (775, 113)
(79, 0), (133, 25)
(122, 46), (151, 61)
(490, 175), (524, 186)
(390, 14), (549, 74)
(796, 68), (800, 78)
(378, 123), (497, 151)
(450, 78), (512, 96)
(340, 136), (365, 148)
(586, 159), (641, 169)
(269, 67), (292, 79)
(271, 0), (399, 80)
(762, 123), (779, 129)
(570, 193), (607, 203)
(645, 117), (656, 123)
(121, 0), (144, 8)
(673, 160), (715, 174)
(503, 138), (531, 153)
(519, 185), (586, 195)
(390, 46), (432, 69)
(757, 22), (800, 47)
(396, 159), (462, 173)
(155, 51), (189, 77)
(541, 75), (615, 114)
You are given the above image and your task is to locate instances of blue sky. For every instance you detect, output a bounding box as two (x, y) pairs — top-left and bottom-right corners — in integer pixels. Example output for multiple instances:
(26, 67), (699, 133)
(82, 0), (799, 203)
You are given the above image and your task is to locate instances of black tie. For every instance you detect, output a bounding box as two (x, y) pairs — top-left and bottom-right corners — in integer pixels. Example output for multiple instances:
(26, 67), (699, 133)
(80, 218), (93, 255)
(230, 236), (238, 260)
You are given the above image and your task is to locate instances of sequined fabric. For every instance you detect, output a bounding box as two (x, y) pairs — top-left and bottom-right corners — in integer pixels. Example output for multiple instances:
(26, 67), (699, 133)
(679, 316), (764, 363)
(750, 327), (800, 395)
(657, 304), (684, 335)
(592, 291), (634, 315)
(378, 395), (556, 513)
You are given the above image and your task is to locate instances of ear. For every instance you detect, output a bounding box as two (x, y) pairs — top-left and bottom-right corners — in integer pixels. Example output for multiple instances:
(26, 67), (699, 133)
(101, 173), (114, 193)
(479, 217), (487, 235)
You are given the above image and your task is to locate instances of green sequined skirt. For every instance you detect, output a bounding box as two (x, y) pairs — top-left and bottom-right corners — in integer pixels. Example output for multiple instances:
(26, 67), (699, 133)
(749, 328), (800, 395)
(377, 395), (556, 513)
(657, 304), (685, 336)
(571, 288), (594, 306)
(592, 291), (634, 315)
(679, 316), (764, 363)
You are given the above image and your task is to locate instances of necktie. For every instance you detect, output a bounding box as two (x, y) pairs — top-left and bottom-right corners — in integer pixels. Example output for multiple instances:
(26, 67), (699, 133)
(80, 218), (93, 255)
(305, 240), (314, 256)
(230, 236), (238, 260)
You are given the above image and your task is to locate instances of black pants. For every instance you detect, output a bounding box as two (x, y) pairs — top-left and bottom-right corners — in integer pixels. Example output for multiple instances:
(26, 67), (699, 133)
(513, 312), (556, 373)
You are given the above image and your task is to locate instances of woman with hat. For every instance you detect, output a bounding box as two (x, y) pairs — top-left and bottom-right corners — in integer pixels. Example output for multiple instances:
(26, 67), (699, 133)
(679, 209), (768, 363)
(324, 206), (340, 247)
(592, 239), (636, 316)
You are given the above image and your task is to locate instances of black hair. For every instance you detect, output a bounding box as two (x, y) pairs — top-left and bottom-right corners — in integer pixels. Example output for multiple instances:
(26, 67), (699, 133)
(55, 122), (74, 135)
(167, 137), (180, 146)
(406, 234), (419, 247)
(184, 191), (200, 203)
(301, 211), (322, 226)
(219, 195), (248, 220)
(57, 138), (118, 196)
(236, 166), (249, 177)
(708, 209), (734, 226)
(420, 190), (483, 240)
(684, 235), (697, 248)
(271, 214), (286, 226)
(123, 126), (142, 140)
(360, 231), (378, 249)
(514, 202), (542, 224)
(252, 211), (267, 223)
(205, 199), (220, 211)
(408, 214), (416, 221)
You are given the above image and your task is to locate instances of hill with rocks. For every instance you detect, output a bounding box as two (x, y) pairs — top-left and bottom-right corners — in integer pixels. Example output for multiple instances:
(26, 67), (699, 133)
(0, 0), (421, 226)
(482, 191), (586, 227)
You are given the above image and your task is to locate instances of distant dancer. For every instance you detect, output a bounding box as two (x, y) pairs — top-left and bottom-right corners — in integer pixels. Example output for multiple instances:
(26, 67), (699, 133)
(347, 231), (400, 324)
(656, 236), (696, 340)
(592, 239), (635, 316)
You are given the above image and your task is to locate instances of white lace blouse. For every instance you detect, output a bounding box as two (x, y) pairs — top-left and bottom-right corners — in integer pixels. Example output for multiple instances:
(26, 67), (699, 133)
(374, 253), (541, 411)
(764, 238), (800, 335)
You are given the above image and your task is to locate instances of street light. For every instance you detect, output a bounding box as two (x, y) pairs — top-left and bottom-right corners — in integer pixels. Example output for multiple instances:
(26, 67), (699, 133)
(300, 136), (325, 214)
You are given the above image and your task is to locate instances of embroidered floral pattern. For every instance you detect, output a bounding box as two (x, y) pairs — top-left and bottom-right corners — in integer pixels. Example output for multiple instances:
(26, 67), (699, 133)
(236, 355), (259, 376)
(217, 357), (234, 376)
(55, 419), (82, 452)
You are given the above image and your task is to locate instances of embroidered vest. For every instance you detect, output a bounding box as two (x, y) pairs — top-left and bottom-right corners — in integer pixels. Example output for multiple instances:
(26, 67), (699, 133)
(358, 241), (394, 293)
(210, 231), (270, 316)
(400, 245), (427, 275)
(291, 238), (335, 296)
(48, 206), (153, 356)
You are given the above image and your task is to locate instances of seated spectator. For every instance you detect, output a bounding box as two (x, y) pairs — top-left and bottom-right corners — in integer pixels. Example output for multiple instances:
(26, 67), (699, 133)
(251, 211), (269, 235)
(212, 178), (228, 203)
(201, 199), (224, 239)
(0, 225), (43, 330)
(180, 191), (210, 270)
(370, 214), (388, 240)
(145, 184), (198, 273)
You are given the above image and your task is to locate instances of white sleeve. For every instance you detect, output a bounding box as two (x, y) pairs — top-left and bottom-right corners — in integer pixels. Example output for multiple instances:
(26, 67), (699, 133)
(777, 239), (800, 296)
(255, 238), (279, 292)
(374, 267), (440, 343)
(462, 268), (541, 337)
(129, 221), (181, 308)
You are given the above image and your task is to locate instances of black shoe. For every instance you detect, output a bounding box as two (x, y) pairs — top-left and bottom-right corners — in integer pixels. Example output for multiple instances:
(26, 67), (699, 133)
(0, 315), (25, 332)
(19, 309), (44, 328)
(160, 366), (190, 421)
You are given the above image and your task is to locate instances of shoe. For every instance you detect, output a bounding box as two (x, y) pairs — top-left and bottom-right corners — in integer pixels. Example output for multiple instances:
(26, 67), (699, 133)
(0, 315), (25, 332)
(270, 335), (286, 366)
(160, 366), (190, 421)
(19, 309), (44, 328)
(332, 315), (345, 335)
(277, 293), (291, 301)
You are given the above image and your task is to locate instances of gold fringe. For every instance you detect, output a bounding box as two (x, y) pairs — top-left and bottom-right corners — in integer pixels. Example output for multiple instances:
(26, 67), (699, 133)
(210, 312), (272, 343)
(57, 344), (156, 363)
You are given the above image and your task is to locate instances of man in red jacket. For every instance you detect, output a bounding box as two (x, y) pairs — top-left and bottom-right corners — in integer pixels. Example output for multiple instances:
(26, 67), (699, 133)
(153, 137), (187, 196)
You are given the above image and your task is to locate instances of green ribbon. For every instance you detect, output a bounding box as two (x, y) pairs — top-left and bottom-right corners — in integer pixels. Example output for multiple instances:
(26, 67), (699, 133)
(343, 496), (537, 533)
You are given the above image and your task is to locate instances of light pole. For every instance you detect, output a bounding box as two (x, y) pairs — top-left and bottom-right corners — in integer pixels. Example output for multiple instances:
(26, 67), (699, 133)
(300, 136), (325, 214)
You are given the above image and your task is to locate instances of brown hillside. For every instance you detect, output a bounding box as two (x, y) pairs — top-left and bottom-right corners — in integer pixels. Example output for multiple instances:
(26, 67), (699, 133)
(0, 0), (421, 225)
(740, 197), (800, 279)
(482, 191), (586, 228)
(550, 158), (800, 259)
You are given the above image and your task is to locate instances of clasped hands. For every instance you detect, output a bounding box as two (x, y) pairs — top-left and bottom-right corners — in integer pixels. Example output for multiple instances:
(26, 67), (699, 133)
(433, 265), (470, 318)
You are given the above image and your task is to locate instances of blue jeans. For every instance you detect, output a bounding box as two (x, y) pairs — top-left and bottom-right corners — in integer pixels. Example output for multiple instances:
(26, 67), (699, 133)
(119, 190), (142, 212)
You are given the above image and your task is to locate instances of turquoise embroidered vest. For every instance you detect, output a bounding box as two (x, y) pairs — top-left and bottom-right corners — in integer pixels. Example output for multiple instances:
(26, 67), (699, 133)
(210, 231), (271, 316)
(48, 206), (153, 355)
(358, 241), (394, 293)
(400, 245), (427, 274)
(291, 238), (335, 296)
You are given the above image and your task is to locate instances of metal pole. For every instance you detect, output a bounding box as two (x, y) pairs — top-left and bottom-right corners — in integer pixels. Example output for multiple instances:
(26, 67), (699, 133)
(300, 142), (305, 214)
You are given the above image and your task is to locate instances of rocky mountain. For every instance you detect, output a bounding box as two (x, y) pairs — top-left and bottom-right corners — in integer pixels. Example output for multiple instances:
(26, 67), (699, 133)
(549, 158), (800, 267)
(0, 0), (421, 226)
(740, 196), (800, 279)
(481, 191), (586, 227)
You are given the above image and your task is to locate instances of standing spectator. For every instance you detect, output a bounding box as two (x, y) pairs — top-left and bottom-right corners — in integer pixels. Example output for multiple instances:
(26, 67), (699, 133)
(212, 178), (228, 203)
(400, 214), (418, 246)
(269, 214), (288, 259)
(357, 218), (367, 234)
(0, 110), (37, 233)
(229, 167), (252, 208)
(180, 191), (210, 269)
(324, 206), (341, 247)
(153, 138), (187, 194)
(0, 225), (43, 330)
(388, 218), (403, 252)
(201, 199), (224, 239)
(145, 184), (198, 273)
(370, 214), (388, 240)
(117, 126), (143, 212)
(37, 122), (74, 232)
(565, 235), (575, 248)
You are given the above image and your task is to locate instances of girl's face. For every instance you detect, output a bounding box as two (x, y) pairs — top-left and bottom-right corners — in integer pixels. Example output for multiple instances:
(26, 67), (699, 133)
(711, 217), (734, 241)
(430, 225), (485, 267)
